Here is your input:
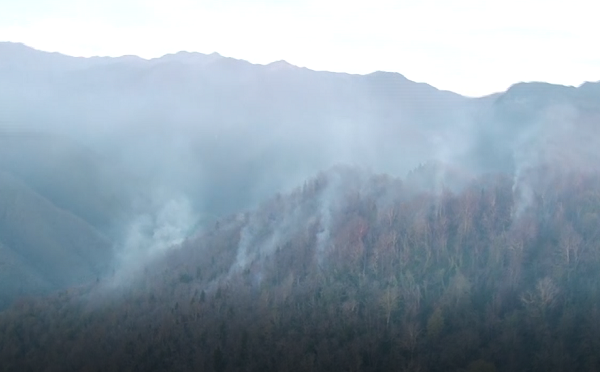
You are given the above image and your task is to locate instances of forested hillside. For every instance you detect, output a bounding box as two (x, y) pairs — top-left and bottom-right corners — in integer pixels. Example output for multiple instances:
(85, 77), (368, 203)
(1, 43), (600, 371)
(2, 166), (600, 372)
(0, 43), (480, 306)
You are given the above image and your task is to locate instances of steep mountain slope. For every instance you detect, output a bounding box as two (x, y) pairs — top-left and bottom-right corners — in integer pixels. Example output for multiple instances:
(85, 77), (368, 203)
(1, 166), (600, 371)
(0, 133), (133, 234)
(0, 171), (113, 308)
(0, 241), (51, 310)
(1, 41), (600, 320)
(0, 43), (485, 309)
(457, 79), (600, 175)
(0, 42), (472, 220)
(1, 43), (598, 222)
(0, 132), (145, 308)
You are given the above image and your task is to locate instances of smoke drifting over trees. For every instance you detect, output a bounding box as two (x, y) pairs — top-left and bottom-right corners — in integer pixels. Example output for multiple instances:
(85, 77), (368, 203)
(1, 42), (600, 371)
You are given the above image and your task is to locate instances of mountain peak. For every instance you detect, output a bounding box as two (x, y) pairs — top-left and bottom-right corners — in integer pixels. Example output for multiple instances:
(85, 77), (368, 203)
(497, 81), (577, 106)
(579, 80), (600, 92)
(265, 60), (297, 70)
(368, 70), (407, 79)
(153, 50), (225, 66)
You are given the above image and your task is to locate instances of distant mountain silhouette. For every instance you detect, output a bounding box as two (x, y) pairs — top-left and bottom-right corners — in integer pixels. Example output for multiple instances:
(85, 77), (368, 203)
(0, 42), (599, 310)
(0, 42), (475, 218)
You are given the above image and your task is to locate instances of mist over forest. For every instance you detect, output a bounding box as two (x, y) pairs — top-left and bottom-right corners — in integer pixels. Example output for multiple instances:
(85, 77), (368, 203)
(1, 42), (600, 371)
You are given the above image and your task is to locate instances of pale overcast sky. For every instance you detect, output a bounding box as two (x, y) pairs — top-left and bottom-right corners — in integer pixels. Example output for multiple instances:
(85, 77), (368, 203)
(1, 0), (598, 96)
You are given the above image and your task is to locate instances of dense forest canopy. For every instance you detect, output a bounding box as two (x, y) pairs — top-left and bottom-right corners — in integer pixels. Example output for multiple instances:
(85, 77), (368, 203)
(2, 166), (600, 371)
(1, 43), (600, 371)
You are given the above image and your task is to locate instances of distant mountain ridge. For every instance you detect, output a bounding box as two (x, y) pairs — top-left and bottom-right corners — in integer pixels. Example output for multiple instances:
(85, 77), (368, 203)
(0, 41), (474, 213)
(0, 42), (465, 97)
(1, 41), (600, 312)
(2, 42), (598, 97)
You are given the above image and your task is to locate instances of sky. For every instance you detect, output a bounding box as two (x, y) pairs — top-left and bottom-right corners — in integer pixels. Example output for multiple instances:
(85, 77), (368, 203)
(1, 0), (599, 97)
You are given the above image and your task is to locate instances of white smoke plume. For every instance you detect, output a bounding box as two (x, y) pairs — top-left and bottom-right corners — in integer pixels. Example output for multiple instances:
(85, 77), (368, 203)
(106, 194), (198, 288)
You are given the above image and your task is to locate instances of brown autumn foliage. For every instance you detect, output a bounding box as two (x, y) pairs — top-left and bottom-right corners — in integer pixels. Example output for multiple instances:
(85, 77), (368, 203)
(1, 166), (600, 372)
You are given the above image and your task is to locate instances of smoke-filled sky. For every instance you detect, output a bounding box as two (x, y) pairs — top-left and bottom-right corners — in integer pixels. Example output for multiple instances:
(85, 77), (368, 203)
(1, 0), (598, 97)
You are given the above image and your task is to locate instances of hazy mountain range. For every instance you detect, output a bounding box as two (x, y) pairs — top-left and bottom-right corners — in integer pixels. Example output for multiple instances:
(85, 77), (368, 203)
(0, 41), (599, 311)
